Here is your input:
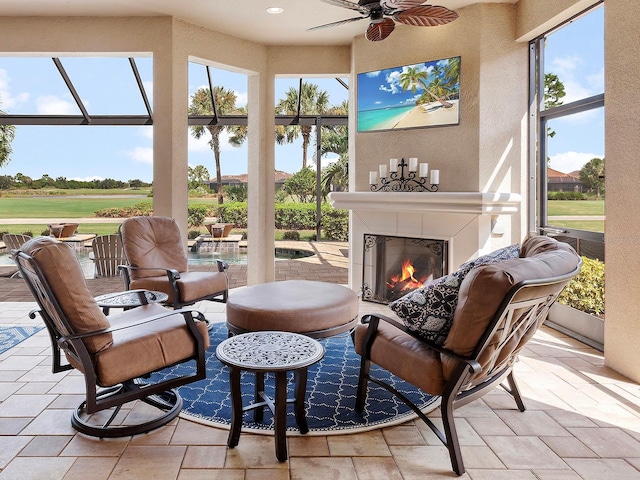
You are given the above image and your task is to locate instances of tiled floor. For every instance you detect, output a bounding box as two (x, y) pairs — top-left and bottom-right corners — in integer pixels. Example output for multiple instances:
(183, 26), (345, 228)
(2, 300), (640, 479)
(1, 242), (639, 479)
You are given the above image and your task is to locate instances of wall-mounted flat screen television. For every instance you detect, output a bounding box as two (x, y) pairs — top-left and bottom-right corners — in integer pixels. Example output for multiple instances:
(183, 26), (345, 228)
(356, 56), (460, 133)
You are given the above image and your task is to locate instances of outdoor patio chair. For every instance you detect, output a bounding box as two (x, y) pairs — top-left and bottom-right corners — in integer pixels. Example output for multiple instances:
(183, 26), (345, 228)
(353, 235), (582, 476)
(118, 216), (229, 309)
(3, 233), (32, 277)
(14, 236), (209, 437)
(91, 234), (126, 278)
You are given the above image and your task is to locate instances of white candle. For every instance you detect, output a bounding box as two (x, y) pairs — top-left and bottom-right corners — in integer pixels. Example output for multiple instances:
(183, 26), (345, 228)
(379, 164), (388, 178)
(409, 157), (418, 172)
(430, 169), (440, 184)
(369, 171), (379, 185)
(419, 163), (429, 178)
(389, 158), (399, 172)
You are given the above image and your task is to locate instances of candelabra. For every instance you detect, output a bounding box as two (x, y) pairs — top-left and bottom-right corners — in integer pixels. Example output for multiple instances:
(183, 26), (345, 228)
(369, 158), (439, 192)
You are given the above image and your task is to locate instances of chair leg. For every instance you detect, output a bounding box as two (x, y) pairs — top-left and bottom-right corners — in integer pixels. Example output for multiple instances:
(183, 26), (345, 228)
(505, 371), (526, 412)
(355, 358), (371, 414)
(441, 395), (465, 476)
(71, 384), (183, 438)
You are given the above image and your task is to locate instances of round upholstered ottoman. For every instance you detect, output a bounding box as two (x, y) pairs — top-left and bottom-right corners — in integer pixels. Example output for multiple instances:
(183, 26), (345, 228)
(225, 280), (360, 338)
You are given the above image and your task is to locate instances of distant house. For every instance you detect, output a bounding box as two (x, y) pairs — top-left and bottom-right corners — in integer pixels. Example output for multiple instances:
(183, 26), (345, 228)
(547, 167), (584, 193)
(208, 171), (292, 192)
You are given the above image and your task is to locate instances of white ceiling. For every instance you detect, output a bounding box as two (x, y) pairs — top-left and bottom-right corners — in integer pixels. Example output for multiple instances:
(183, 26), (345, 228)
(0, 0), (518, 46)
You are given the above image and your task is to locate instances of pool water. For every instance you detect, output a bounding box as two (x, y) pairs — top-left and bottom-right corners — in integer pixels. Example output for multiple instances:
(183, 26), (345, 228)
(2, 247), (313, 278)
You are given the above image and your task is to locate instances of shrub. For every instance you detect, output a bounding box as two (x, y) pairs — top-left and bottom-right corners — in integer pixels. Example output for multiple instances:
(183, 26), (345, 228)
(548, 191), (586, 201)
(187, 204), (208, 227)
(188, 229), (202, 239)
(558, 256), (605, 317)
(216, 202), (248, 228)
(282, 230), (300, 241)
(321, 207), (349, 241)
(95, 202), (153, 218)
(275, 203), (316, 230)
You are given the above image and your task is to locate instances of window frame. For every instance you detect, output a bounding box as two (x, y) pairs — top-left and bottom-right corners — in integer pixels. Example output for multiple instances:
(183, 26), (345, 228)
(528, 2), (605, 256)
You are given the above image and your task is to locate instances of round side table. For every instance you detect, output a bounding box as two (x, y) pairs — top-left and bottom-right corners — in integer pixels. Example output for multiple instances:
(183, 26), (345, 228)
(94, 290), (169, 315)
(215, 331), (325, 462)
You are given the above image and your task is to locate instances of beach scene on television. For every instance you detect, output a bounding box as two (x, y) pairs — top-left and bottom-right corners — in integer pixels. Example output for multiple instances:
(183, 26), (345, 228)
(357, 56), (460, 132)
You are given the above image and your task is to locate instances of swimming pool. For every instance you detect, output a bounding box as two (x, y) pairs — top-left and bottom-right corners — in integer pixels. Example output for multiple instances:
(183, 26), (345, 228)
(1, 247), (314, 278)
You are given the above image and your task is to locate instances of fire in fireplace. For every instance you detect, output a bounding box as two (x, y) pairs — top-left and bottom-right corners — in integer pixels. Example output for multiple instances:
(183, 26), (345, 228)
(362, 234), (447, 304)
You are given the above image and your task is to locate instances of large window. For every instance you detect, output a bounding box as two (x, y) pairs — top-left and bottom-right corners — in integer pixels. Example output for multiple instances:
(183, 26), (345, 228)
(530, 2), (604, 260)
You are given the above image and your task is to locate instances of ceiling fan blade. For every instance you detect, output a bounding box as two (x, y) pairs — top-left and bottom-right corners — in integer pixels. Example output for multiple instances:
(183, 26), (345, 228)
(381, 0), (426, 11)
(308, 16), (367, 31)
(319, 0), (369, 13)
(394, 5), (459, 26)
(365, 18), (395, 41)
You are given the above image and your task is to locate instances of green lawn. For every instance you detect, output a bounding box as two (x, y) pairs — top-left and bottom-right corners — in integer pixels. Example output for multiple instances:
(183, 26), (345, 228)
(0, 196), (219, 219)
(548, 220), (604, 233)
(546, 200), (604, 216)
(0, 223), (124, 236)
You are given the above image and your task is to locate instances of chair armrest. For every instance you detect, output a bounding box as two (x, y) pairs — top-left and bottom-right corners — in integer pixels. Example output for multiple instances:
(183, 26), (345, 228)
(361, 313), (482, 375)
(58, 307), (206, 346)
(118, 264), (181, 281)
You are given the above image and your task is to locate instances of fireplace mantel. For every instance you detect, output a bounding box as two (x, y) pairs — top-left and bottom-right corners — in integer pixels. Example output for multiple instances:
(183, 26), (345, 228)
(328, 192), (521, 215)
(328, 191), (522, 293)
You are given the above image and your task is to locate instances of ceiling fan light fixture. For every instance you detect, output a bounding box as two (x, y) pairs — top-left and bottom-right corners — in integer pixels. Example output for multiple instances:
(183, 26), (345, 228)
(266, 6), (284, 14)
(312, 0), (457, 41)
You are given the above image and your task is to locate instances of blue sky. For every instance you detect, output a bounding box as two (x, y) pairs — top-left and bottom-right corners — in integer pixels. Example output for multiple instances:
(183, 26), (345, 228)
(0, 59), (348, 182)
(543, 5), (604, 174)
(0, 5), (602, 182)
(356, 56), (459, 111)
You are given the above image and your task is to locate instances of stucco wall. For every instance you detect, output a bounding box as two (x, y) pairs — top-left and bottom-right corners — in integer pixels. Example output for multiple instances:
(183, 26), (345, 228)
(351, 3), (527, 247)
(603, 0), (640, 382)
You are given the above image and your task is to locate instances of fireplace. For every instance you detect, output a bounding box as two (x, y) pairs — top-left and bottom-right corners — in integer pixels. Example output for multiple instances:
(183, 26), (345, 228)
(362, 234), (448, 304)
(328, 191), (521, 297)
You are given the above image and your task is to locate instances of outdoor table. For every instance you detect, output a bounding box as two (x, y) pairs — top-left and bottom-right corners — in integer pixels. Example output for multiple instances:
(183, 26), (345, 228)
(215, 331), (325, 462)
(94, 290), (169, 315)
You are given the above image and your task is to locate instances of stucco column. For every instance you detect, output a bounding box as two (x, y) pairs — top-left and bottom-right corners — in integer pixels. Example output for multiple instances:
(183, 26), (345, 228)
(153, 27), (189, 238)
(247, 73), (276, 284)
(603, 0), (640, 382)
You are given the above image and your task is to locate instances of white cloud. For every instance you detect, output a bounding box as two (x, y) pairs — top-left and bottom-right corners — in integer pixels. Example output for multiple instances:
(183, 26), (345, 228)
(0, 69), (30, 109)
(70, 175), (104, 181)
(138, 126), (153, 139)
(123, 146), (153, 165)
(188, 133), (211, 153)
(188, 129), (239, 153)
(549, 151), (602, 174)
(365, 71), (381, 78)
(36, 95), (78, 115)
(234, 90), (248, 108)
(548, 54), (603, 103)
(550, 55), (582, 78)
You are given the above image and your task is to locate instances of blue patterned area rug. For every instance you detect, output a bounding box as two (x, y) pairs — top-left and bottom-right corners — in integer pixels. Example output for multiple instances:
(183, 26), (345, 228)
(0, 326), (44, 354)
(155, 322), (440, 436)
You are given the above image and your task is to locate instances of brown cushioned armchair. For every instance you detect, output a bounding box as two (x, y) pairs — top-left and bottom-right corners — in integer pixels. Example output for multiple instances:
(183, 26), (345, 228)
(354, 235), (582, 476)
(118, 216), (229, 309)
(14, 236), (210, 437)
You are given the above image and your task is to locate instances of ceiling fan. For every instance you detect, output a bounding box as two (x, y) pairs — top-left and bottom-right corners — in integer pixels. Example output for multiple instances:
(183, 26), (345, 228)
(309, 0), (458, 41)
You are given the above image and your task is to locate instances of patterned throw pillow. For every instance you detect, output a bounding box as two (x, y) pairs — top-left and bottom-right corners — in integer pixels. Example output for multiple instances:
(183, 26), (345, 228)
(389, 244), (520, 345)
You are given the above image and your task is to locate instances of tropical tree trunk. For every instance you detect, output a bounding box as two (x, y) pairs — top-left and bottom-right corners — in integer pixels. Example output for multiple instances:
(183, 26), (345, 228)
(214, 149), (223, 204)
(423, 87), (453, 108)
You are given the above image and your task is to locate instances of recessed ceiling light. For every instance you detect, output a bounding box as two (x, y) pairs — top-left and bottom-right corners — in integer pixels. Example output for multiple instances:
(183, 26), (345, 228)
(266, 6), (284, 14)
